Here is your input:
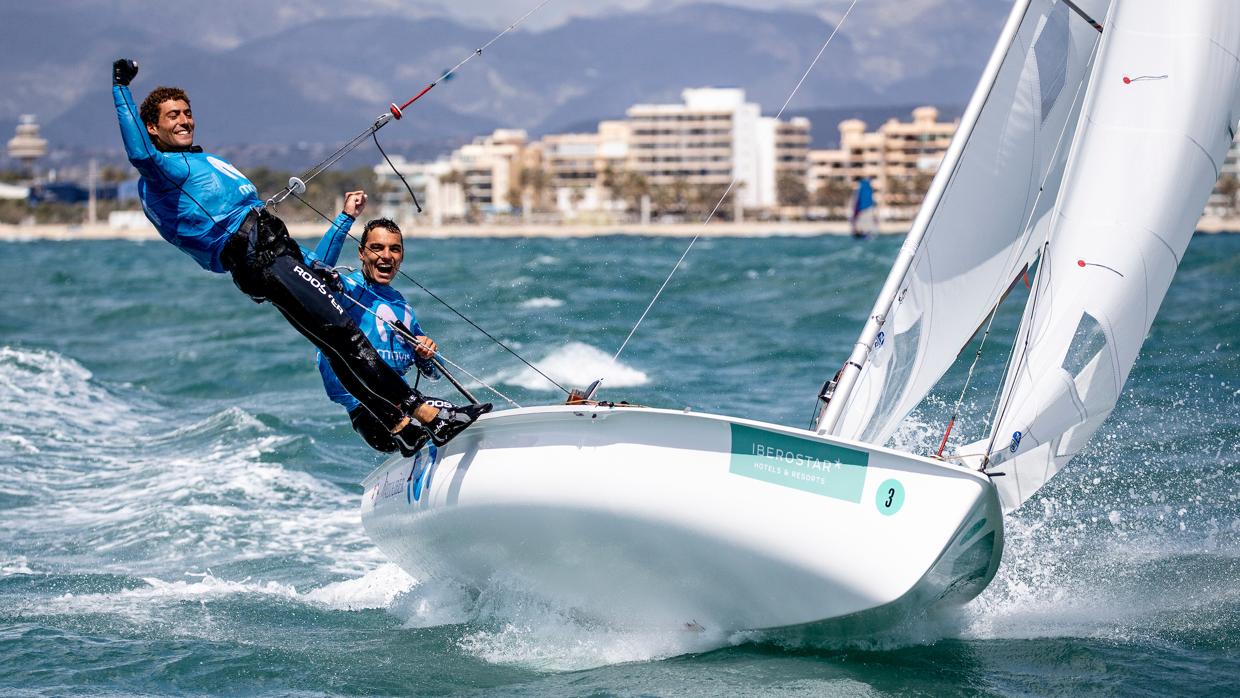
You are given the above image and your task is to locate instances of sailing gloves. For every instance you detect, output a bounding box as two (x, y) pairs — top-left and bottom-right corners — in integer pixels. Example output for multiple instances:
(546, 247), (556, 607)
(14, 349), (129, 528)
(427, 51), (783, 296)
(113, 59), (139, 86)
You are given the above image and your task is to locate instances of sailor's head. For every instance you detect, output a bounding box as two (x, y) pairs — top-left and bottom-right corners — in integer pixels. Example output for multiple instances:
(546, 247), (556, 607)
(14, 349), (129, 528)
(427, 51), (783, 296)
(140, 86), (194, 151)
(359, 218), (404, 285)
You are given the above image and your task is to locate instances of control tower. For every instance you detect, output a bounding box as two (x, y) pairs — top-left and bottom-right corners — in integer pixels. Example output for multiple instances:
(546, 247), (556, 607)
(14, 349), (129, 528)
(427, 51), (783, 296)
(7, 114), (48, 176)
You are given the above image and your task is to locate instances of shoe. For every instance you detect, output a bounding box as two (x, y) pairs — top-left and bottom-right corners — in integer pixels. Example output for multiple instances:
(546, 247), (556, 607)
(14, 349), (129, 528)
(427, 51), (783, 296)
(393, 424), (430, 457)
(424, 401), (492, 446)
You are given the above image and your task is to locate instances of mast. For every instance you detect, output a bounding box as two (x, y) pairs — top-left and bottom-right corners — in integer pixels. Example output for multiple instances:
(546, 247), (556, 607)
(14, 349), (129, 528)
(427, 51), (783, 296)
(814, 0), (1035, 436)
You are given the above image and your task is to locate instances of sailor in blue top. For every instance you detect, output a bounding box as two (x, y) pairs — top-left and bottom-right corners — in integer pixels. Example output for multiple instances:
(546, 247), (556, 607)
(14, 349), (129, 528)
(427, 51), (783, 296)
(111, 59), (489, 448)
(314, 218), (451, 454)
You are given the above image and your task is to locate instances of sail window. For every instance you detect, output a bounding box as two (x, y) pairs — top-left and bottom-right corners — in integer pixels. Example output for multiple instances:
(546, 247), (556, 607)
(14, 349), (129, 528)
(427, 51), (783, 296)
(861, 317), (922, 445)
(1033, 3), (1070, 122)
(1061, 311), (1107, 377)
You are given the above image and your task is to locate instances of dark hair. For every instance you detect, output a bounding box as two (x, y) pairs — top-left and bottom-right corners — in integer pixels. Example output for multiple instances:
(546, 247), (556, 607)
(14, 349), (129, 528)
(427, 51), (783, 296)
(361, 218), (402, 247)
(139, 86), (191, 127)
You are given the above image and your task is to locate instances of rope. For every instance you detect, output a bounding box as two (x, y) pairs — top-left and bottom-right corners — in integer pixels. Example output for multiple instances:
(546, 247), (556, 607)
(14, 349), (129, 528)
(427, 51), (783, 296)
(333, 289), (523, 408)
(289, 192), (571, 395)
(267, 0), (555, 205)
(610, 0), (862, 366)
(373, 130), (421, 212)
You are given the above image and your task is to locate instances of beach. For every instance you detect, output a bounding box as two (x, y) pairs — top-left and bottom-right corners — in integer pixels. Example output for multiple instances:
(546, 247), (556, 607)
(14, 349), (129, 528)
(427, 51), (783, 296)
(4, 215), (1237, 241)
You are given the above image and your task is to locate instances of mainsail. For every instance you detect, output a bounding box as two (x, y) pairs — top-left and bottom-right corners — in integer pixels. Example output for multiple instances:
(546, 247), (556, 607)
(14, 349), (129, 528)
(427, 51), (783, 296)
(963, 0), (1240, 513)
(817, 0), (1109, 444)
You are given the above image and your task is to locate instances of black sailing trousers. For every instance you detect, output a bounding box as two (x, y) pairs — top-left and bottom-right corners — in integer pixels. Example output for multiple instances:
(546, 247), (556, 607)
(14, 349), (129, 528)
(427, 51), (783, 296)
(221, 208), (416, 430)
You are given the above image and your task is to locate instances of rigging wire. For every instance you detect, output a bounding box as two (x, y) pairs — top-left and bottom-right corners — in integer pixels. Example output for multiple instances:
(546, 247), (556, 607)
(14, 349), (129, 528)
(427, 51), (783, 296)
(963, 26), (1105, 469)
(267, 0), (555, 206)
(609, 0), (862, 367)
(936, 299), (1002, 458)
(289, 192), (571, 396)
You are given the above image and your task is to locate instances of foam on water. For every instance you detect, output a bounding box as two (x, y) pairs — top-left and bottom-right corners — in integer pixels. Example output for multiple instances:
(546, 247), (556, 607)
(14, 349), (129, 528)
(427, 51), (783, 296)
(495, 341), (649, 391)
(387, 576), (739, 671)
(303, 563), (416, 611)
(518, 297), (565, 310)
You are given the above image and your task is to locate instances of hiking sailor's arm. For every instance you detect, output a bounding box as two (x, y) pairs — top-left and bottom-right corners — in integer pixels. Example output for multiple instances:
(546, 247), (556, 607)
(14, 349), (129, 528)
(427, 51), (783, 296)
(113, 83), (187, 183)
(309, 190), (366, 264)
(408, 321), (441, 379)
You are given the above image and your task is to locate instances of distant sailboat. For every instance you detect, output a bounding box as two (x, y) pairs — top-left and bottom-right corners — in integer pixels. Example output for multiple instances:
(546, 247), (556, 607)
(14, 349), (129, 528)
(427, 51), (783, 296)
(850, 177), (879, 238)
(361, 0), (1240, 635)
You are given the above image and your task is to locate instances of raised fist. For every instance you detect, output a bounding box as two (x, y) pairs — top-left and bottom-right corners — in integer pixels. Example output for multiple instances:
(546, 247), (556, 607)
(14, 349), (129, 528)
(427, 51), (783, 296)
(113, 59), (139, 86)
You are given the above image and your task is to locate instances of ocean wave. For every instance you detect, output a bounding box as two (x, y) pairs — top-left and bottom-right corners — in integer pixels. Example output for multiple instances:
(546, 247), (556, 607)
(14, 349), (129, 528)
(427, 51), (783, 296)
(1, 556), (33, 576)
(494, 342), (648, 392)
(22, 564), (418, 622)
(0, 346), (150, 439)
(0, 348), (384, 580)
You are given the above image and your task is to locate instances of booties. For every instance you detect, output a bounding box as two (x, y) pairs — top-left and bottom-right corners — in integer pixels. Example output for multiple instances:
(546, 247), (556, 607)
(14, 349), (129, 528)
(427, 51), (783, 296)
(421, 399), (493, 446)
(393, 423), (430, 457)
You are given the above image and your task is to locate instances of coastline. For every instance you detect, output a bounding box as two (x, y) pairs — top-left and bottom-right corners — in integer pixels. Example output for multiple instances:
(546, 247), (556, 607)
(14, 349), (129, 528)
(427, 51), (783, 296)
(2, 215), (1237, 241)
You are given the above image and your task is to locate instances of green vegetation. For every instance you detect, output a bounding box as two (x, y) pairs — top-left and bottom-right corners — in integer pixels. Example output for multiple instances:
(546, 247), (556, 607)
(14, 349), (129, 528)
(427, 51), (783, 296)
(0, 166), (380, 226)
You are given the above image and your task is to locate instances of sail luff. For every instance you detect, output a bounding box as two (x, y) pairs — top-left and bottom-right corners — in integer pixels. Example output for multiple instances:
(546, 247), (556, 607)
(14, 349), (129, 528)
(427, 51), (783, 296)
(815, 0), (1037, 436)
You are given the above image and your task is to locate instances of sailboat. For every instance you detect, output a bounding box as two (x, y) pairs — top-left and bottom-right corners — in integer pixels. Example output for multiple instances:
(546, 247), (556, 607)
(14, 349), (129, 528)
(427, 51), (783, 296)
(361, 0), (1240, 633)
(849, 177), (879, 239)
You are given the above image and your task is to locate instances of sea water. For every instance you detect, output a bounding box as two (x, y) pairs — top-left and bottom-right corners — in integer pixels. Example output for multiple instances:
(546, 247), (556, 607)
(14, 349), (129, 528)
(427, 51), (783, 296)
(0, 233), (1236, 696)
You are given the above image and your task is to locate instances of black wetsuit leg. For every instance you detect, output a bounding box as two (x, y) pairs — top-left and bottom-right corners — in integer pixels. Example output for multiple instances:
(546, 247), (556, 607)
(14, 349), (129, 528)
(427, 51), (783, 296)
(348, 406), (400, 453)
(222, 210), (418, 430)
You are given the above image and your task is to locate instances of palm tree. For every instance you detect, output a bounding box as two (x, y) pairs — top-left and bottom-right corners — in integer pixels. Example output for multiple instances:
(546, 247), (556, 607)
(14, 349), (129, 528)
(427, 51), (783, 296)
(814, 179), (852, 219)
(1216, 173), (1239, 215)
(518, 166), (552, 212)
(777, 171), (810, 207)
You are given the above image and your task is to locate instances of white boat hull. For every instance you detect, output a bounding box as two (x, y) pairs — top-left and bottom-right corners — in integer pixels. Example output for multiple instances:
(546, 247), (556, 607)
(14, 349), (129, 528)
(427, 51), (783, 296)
(360, 405), (1002, 633)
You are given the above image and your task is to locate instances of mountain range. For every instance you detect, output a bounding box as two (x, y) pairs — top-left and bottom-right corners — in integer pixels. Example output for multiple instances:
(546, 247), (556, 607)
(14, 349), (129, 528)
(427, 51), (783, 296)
(2, 0), (1009, 164)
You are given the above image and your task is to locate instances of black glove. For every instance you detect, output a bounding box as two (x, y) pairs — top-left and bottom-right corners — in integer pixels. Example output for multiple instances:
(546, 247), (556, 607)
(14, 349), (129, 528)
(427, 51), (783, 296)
(113, 59), (138, 86)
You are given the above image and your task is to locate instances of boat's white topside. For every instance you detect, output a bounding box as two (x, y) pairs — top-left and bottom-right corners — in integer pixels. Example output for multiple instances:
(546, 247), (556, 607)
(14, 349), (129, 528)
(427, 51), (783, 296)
(361, 404), (1002, 632)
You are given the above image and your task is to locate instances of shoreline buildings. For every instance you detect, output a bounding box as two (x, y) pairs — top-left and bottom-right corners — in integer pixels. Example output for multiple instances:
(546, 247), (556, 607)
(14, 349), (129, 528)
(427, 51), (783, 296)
(374, 88), (821, 224)
(809, 106), (955, 218)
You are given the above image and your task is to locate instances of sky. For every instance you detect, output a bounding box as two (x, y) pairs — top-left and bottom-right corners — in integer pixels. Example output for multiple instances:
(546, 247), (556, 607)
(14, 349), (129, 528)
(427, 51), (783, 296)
(441, 0), (861, 29)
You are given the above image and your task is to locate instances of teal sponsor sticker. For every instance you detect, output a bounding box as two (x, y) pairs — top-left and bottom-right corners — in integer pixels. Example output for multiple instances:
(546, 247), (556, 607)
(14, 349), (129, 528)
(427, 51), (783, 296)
(876, 478), (904, 516)
(729, 424), (869, 502)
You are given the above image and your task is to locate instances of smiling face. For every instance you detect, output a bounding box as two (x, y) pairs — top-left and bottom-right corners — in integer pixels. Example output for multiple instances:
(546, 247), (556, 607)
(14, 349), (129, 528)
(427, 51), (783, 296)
(145, 99), (195, 150)
(359, 226), (404, 285)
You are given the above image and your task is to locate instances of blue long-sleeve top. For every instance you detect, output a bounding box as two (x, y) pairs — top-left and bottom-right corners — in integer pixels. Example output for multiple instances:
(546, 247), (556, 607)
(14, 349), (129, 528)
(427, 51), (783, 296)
(312, 225), (438, 413)
(113, 84), (265, 272)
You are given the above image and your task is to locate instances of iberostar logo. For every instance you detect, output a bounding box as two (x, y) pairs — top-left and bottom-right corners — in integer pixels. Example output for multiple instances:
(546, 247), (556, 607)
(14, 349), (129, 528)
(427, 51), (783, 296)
(729, 424), (869, 502)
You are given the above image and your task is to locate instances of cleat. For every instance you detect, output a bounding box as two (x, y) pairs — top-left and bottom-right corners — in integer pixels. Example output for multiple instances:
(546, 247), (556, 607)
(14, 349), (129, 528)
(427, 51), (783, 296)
(425, 402), (492, 446)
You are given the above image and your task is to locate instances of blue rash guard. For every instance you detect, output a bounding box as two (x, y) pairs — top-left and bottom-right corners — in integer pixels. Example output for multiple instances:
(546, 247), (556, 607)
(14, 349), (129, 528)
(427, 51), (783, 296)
(114, 84), (356, 273)
(311, 228), (437, 413)
(113, 84), (266, 273)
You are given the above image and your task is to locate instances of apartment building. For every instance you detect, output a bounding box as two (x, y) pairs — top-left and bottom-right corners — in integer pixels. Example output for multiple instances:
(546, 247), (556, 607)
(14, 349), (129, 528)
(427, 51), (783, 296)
(373, 129), (529, 223)
(626, 88), (764, 208)
(809, 106), (956, 214)
(536, 120), (630, 213)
